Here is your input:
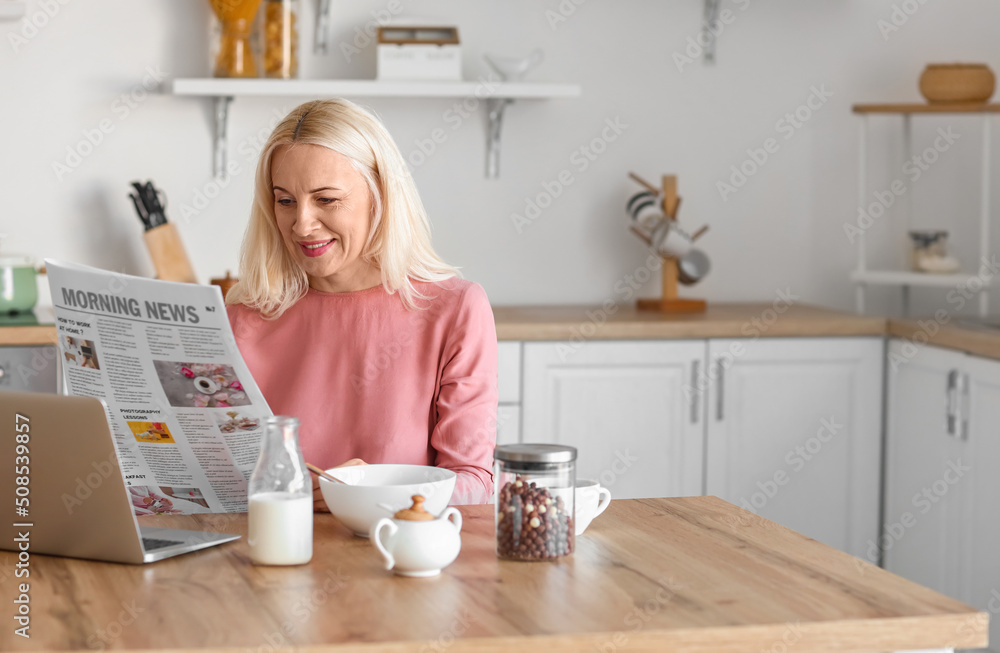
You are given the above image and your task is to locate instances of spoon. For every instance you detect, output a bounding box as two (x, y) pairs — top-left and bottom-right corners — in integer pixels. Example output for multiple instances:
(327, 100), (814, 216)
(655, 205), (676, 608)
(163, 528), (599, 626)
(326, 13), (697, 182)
(306, 462), (347, 485)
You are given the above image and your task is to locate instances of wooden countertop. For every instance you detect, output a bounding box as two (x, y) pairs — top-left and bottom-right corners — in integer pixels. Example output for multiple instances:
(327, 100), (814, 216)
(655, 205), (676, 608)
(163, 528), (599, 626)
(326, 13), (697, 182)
(12, 303), (1000, 360)
(0, 304), (887, 346)
(889, 318), (1000, 361)
(0, 309), (57, 347)
(0, 325), (57, 346)
(492, 303), (886, 341)
(1, 497), (985, 653)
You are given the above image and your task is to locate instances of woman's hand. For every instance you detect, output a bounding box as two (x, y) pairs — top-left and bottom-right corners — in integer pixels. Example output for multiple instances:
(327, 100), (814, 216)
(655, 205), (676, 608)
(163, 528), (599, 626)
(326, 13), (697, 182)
(312, 458), (367, 513)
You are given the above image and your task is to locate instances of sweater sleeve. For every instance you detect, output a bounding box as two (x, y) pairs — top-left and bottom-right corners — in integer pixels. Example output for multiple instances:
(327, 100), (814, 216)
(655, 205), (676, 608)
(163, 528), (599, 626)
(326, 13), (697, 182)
(430, 283), (498, 505)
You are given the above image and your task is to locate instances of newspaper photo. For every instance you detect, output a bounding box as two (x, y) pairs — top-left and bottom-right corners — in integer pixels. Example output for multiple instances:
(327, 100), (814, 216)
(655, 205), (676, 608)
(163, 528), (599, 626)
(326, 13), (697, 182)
(45, 260), (271, 515)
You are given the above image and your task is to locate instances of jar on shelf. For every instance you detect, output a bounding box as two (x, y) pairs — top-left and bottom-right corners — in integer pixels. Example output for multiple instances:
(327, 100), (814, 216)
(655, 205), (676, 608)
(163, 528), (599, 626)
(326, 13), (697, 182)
(208, 0), (264, 78)
(260, 0), (299, 79)
(494, 444), (576, 561)
(908, 230), (959, 273)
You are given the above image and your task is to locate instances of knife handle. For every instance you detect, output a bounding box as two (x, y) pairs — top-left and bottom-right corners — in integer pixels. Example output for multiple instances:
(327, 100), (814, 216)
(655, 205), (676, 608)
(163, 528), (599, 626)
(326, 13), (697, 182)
(143, 223), (197, 283)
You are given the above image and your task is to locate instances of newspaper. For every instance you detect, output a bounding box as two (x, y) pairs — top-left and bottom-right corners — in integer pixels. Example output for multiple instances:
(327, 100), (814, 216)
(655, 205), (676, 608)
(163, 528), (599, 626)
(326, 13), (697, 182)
(45, 260), (270, 515)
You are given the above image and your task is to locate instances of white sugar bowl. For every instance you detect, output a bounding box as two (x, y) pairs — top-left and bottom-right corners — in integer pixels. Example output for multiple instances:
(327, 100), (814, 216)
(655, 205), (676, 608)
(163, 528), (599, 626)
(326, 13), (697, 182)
(370, 495), (462, 577)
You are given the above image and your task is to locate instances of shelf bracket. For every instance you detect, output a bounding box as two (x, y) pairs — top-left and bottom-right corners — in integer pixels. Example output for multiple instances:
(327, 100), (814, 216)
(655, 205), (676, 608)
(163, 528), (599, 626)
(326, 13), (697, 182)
(213, 96), (233, 180)
(702, 0), (722, 64)
(314, 0), (332, 54)
(486, 97), (513, 179)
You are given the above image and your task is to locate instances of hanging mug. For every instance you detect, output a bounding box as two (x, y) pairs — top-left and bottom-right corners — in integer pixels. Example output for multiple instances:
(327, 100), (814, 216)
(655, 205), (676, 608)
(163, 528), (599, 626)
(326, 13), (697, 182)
(651, 221), (695, 259)
(678, 249), (711, 285)
(627, 191), (663, 232)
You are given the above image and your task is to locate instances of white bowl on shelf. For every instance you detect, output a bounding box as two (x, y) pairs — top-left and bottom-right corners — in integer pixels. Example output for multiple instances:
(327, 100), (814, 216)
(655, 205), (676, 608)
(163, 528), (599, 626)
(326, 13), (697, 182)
(318, 464), (456, 537)
(483, 49), (544, 82)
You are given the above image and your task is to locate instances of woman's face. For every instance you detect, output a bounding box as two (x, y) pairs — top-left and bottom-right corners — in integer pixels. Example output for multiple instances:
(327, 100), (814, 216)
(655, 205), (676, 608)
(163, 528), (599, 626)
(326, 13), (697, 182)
(270, 144), (380, 293)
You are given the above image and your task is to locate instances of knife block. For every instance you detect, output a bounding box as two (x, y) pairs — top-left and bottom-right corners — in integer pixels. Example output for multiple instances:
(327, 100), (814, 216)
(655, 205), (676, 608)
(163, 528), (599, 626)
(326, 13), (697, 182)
(143, 223), (197, 283)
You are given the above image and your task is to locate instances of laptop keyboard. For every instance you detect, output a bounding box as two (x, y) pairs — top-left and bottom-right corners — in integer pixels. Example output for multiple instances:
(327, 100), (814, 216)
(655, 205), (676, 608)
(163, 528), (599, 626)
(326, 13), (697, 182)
(142, 537), (183, 551)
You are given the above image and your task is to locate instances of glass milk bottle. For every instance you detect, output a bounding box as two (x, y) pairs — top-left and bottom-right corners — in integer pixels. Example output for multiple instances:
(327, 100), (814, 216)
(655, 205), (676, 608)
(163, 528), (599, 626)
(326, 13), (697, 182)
(248, 416), (312, 565)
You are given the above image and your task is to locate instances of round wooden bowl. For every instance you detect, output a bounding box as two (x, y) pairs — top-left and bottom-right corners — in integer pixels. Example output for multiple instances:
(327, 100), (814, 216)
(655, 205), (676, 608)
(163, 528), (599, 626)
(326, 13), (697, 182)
(919, 63), (995, 104)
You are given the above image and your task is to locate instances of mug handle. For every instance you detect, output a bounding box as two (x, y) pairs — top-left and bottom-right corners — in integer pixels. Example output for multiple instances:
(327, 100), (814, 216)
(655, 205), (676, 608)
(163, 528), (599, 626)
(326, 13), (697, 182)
(594, 488), (612, 518)
(442, 507), (463, 533)
(371, 518), (398, 570)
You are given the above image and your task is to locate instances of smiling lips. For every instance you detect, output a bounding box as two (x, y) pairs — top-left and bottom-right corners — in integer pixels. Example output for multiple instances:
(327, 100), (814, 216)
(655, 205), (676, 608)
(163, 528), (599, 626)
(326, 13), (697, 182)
(299, 238), (336, 258)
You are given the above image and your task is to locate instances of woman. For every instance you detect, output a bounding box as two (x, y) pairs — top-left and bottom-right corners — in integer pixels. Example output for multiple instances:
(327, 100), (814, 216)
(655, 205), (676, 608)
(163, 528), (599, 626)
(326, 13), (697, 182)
(226, 99), (498, 507)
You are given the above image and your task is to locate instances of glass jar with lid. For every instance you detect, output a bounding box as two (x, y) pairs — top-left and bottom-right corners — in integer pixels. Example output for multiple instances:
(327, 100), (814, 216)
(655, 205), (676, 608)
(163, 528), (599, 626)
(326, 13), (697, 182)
(260, 0), (299, 79)
(494, 444), (576, 561)
(908, 230), (959, 273)
(208, 0), (263, 78)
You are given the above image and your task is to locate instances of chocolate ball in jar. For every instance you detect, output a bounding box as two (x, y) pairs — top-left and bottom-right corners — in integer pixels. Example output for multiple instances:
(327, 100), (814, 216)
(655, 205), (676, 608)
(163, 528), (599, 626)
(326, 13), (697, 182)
(494, 444), (576, 561)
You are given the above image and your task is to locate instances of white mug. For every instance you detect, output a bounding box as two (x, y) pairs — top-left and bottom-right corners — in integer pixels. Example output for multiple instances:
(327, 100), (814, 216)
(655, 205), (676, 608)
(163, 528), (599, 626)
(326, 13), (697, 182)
(651, 220), (694, 259)
(575, 479), (611, 535)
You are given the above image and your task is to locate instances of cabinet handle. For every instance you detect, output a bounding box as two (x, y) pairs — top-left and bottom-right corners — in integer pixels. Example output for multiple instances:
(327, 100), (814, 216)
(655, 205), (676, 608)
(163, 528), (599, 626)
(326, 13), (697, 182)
(945, 369), (958, 437)
(689, 360), (700, 424)
(715, 358), (725, 421)
(958, 372), (969, 441)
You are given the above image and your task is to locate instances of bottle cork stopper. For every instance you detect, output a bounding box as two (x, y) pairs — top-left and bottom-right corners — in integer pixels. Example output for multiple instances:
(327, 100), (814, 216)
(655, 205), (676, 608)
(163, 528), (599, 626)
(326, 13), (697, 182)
(393, 495), (435, 521)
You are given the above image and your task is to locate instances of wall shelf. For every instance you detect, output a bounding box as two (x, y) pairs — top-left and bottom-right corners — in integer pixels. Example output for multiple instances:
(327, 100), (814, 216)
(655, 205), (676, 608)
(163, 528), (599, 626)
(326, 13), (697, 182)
(851, 270), (993, 288)
(851, 103), (995, 317)
(167, 78), (581, 178)
(853, 103), (1000, 114)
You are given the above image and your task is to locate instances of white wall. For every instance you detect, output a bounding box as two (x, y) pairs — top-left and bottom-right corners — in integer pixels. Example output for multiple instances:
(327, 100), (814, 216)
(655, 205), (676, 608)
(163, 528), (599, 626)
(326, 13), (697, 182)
(2, 0), (999, 316)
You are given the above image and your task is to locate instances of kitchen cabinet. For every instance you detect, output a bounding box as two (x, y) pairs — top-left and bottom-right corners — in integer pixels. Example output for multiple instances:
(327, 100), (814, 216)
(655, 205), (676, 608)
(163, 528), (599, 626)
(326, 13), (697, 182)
(496, 405), (521, 445)
(496, 342), (521, 446)
(957, 351), (1000, 651)
(0, 344), (59, 393)
(513, 336), (883, 552)
(883, 342), (962, 594)
(521, 340), (706, 499)
(705, 337), (883, 559)
(885, 339), (1000, 649)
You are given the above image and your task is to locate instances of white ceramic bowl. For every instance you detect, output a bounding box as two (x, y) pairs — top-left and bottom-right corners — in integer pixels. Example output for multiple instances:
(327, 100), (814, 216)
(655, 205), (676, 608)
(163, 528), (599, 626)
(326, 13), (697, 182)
(318, 464), (457, 537)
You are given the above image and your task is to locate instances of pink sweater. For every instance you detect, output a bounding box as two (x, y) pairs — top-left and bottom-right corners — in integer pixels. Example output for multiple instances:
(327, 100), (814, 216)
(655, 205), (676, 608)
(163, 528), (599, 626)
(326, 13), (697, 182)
(227, 279), (498, 505)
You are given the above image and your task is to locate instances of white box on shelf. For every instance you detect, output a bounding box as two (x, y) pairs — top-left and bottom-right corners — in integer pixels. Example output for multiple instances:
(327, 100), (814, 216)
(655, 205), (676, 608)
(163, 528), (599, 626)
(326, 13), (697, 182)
(376, 26), (461, 82)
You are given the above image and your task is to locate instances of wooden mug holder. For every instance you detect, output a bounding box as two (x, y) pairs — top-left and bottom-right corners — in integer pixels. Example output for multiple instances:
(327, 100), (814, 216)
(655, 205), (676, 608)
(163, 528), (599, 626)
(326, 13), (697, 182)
(636, 257), (707, 313)
(633, 174), (707, 314)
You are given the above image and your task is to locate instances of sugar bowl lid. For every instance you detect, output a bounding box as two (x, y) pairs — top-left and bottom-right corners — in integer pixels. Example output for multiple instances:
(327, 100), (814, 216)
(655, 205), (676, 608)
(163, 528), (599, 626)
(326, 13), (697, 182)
(393, 495), (436, 521)
(495, 443), (577, 464)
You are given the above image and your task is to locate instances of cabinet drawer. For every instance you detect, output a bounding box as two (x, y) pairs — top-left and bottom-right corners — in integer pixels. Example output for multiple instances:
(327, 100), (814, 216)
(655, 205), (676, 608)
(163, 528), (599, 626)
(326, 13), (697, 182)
(498, 342), (521, 404)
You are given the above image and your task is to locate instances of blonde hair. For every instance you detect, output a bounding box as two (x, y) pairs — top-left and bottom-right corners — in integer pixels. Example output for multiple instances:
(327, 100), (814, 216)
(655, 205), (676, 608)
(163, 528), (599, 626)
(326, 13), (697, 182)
(226, 98), (458, 317)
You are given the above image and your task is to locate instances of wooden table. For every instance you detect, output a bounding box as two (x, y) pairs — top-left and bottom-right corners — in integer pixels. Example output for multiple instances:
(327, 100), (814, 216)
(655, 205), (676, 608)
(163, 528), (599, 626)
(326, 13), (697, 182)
(0, 497), (987, 652)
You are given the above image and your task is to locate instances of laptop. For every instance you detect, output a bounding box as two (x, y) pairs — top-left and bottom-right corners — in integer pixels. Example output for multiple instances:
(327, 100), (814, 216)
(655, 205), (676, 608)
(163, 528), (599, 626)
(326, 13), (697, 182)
(0, 391), (240, 564)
